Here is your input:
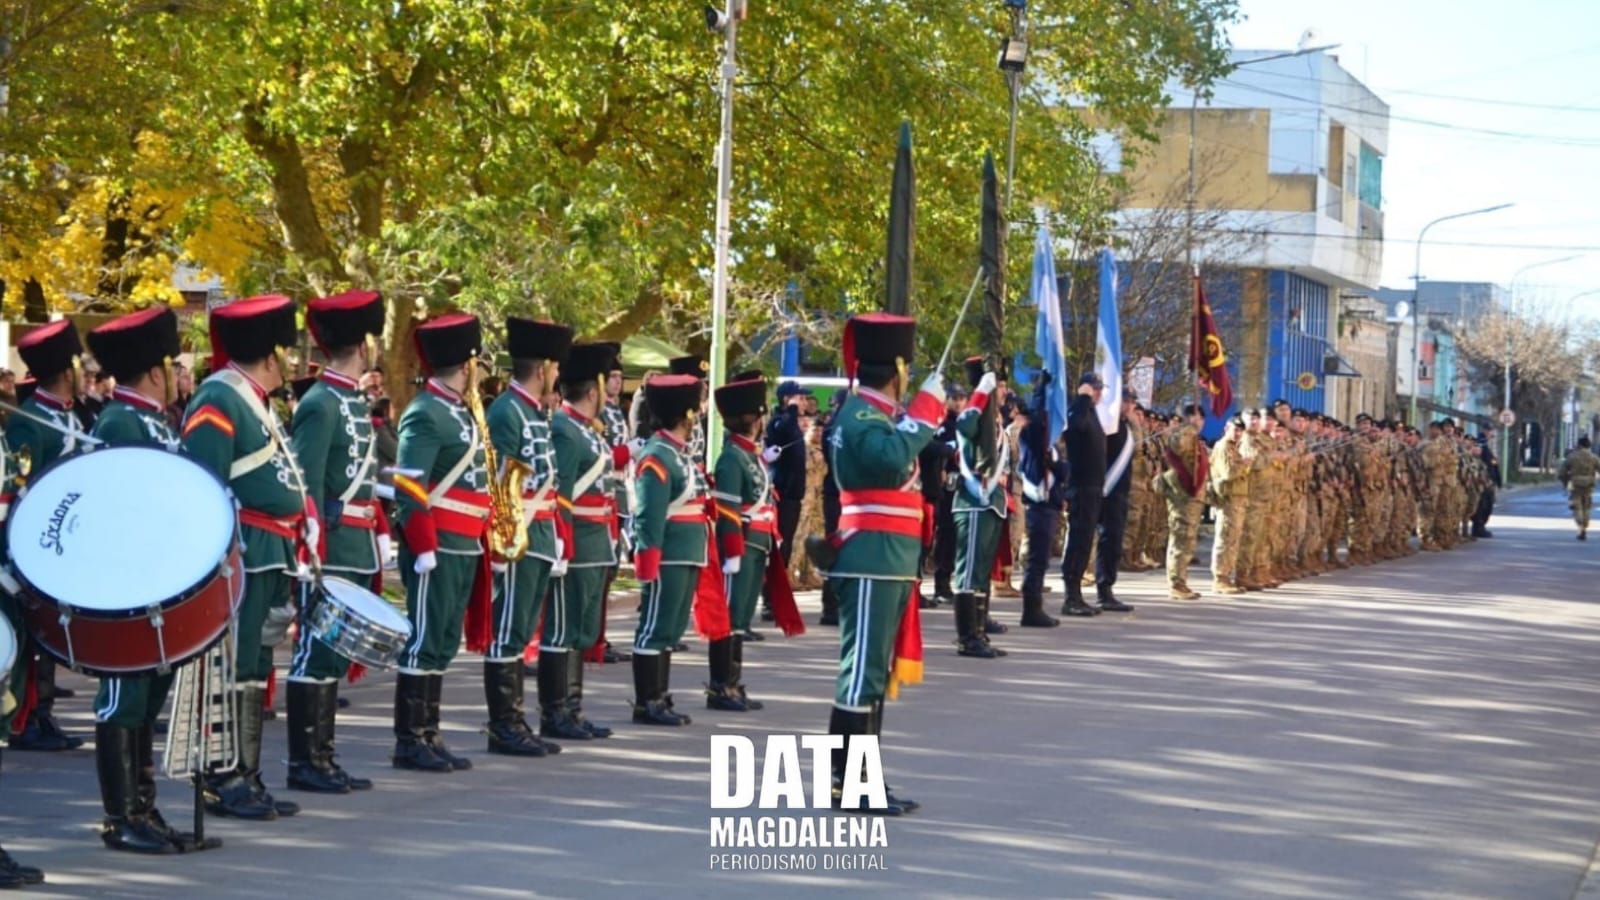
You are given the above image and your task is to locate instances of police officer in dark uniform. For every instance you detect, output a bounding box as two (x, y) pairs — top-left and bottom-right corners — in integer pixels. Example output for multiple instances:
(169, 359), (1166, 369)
(1017, 373), (1064, 627)
(1094, 393), (1138, 612)
(1060, 372), (1107, 617)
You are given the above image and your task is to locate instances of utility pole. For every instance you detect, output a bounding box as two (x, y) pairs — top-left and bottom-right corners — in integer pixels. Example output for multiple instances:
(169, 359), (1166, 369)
(706, 1), (745, 467)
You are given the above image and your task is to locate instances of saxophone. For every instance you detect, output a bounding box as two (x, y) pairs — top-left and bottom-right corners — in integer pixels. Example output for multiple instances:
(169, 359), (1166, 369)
(464, 357), (532, 560)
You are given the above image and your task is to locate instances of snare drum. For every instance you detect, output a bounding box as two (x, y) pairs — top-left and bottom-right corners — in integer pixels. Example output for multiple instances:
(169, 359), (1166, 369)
(7, 445), (243, 677)
(309, 577), (412, 670)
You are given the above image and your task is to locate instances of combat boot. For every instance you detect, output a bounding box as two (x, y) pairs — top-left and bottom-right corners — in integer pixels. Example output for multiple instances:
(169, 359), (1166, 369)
(1019, 589), (1059, 628)
(1168, 584), (1201, 600)
(1096, 584), (1134, 613)
(392, 674), (451, 772)
(1060, 584), (1101, 617)
(96, 724), (177, 854)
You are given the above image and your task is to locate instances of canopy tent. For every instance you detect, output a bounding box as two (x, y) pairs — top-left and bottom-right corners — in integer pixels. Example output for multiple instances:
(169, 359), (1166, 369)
(619, 333), (687, 377)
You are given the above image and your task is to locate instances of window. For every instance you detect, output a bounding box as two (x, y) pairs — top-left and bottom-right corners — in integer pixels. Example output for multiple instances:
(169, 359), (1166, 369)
(1359, 143), (1383, 209)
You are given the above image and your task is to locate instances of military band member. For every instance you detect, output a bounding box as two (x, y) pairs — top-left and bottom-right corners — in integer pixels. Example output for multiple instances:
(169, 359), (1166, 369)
(286, 290), (388, 793)
(3, 320), (88, 753)
(0, 429), (42, 884)
(483, 317), (571, 757)
(630, 374), (710, 726)
(390, 313), (490, 773)
(667, 355), (710, 471)
(824, 313), (944, 815)
(182, 295), (303, 820)
(708, 377), (776, 711)
(951, 356), (1009, 658)
(595, 352), (632, 665)
(543, 342), (625, 740)
(85, 307), (218, 853)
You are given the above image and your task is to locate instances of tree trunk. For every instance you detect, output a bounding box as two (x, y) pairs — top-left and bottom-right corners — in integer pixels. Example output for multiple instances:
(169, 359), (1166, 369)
(241, 113), (341, 294)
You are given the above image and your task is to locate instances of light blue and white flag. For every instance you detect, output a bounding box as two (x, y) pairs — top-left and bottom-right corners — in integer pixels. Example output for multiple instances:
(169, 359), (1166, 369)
(1094, 247), (1123, 436)
(1031, 223), (1069, 440)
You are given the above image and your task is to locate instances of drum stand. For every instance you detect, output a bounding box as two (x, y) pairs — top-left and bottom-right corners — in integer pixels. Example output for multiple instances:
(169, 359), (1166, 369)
(164, 636), (238, 852)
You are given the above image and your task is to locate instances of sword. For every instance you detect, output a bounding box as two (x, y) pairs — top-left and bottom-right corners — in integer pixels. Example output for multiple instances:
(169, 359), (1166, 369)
(0, 401), (104, 446)
(934, 267), (986, 377)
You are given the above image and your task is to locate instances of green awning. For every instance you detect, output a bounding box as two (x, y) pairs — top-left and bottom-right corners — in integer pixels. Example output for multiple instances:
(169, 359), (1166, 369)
(620, 334), (686, 376)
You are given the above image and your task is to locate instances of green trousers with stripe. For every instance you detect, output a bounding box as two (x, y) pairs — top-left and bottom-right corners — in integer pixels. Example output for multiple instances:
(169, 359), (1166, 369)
(632, 565), (697, 653)
(953, 508), (1004, 595)
(543, 565), (604, 651)
(398, 548), (480, 674)
(237, 568), (292, 684)
(830, 576), (911, 711)
(290, 580), (354, 682)
(95, 673), (175, 729)
(488, 556), (553, 661)
(725, 545), (768, 632)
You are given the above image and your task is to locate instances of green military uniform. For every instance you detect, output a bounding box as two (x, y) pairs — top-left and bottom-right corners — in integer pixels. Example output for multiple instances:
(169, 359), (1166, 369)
(487, 382), (559, 662)
(540, 341), (623, 741)
(1559, 445), (1598, 537)
(184, 294), (302, 821)
(820, 312), (943, 817)
(950, 359), (1008, 657)
(596, 390), (632, 663)
(707, 377), (775, 713)
(91, 393), (181, 729)
(390, 312), (489, 774)
(629, 375), (709, 726)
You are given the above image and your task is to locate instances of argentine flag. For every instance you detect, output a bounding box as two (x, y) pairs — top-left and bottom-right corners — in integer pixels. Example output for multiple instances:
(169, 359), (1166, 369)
(1094, 247), (1123, 435)
(1031, 223), (1069, 440)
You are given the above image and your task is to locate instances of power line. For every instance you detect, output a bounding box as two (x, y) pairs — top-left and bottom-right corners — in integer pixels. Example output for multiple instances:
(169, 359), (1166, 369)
(1219, 67), (1600, 114)
(1113, 221), (1600, 253)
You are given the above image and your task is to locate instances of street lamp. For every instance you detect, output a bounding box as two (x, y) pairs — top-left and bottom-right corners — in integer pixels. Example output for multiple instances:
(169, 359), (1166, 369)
(705, 0), (747, 467)
(1408, 203), (1513, 425)
(998, 5), (1028, 212)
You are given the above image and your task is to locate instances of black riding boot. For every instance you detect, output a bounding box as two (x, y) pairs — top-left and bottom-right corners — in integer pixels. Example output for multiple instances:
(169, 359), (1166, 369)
(827, 707), (902, 816)
(287, 681), (349, 793)
(483, 661), (556, 757)
(955, 594), (1000, 658)
(422, 675), (472, 770)
(318, 683), (371, 790)
(538, 650), (587, 740)
(136, 723), (217, 851)
(96, 724), (176, 853)
(705, 637), (750, 711)
(975, 595), (1007, 656)
(392, 673), (450, 772)
(12, 657), (84, 752)
(0, 750), (43, 885)
(632, 653), (690, 726)
(204, 687), (287, 819)
(567, 651), (611, 738)
(870, 700), (919, 813)
(730, 635), (763, 710)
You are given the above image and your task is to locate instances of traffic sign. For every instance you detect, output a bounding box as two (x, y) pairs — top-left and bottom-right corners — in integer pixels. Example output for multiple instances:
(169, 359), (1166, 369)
(1498, 409), (1516, 427)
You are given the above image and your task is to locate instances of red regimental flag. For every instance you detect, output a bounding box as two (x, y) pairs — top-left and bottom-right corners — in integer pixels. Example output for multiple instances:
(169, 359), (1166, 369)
(1189, 274), (1234, 418)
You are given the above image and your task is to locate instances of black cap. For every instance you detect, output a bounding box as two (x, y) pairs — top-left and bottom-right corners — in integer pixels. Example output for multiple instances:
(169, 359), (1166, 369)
(1079, 371), (1104, 388)
(413, 313), (482, 373)
(506, 317), (573, 363)
(964, 356), (986, 389)
(211, 295), (298, 369)
(668, 355), (708, 378)
(715, 378), (767, 418)
(87, 307), (182, 382)
(561, 342), (616, 386)
(307, 290), (385, 352)
(842, 313), (915, 380)
(776, 380), (803, 399)
(16, 319), (83, 380)
(644, 374), (702, 422)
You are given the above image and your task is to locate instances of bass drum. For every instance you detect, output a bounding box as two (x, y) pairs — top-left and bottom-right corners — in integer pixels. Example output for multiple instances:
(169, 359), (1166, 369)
(7, 445), (243, 677)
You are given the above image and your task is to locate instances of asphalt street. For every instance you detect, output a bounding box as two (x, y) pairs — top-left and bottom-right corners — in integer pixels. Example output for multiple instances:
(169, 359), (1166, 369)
(3, 484), (1598, 899)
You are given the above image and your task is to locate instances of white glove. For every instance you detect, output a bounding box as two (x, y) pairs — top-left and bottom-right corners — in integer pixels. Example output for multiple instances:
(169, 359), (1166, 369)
(628, 437), (647, 456)
(722, 556), (742, 575)
(261, 603), (296, 646)
(762, 445), (782, 464)
(292, 563), (317, 583)
(976, 372), (997, 396)
(919, 373), (947, 404)
(413, 551), (438, 575)
(554, 538), (565, 560)
(491, 560), (509, 575)
(0, 566), (20, 596)
(551, 558), (570, 578)
(377, 534), (396, 564)
(302, 515), (321, 555)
